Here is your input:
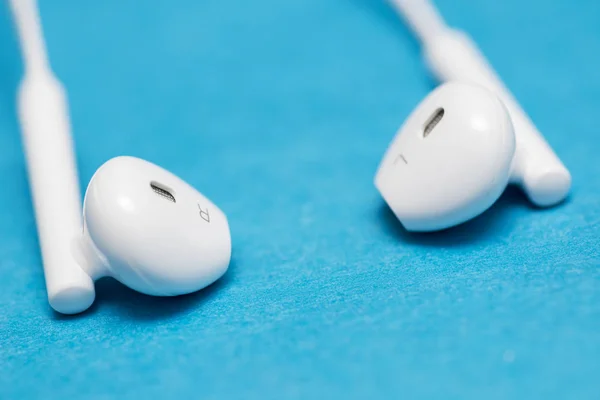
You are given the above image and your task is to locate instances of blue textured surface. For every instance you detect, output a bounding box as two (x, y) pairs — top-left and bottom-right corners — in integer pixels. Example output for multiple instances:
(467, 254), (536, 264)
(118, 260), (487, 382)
(1, 0), (599, 398)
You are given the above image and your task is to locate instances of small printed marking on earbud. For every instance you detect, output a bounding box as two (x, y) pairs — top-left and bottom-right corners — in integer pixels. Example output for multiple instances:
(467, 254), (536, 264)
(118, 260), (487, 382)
(394, 154), (408, 165)
(198, 204), (210, 223)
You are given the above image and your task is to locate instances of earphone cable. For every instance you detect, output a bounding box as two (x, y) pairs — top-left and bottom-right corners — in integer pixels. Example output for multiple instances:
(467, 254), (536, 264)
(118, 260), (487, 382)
(388, 0), (448, 44)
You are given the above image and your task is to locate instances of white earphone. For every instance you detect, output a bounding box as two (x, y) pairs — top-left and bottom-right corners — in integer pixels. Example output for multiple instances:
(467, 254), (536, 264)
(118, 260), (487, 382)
(10, 0), (231, 314)
(376, 0), (571, 231)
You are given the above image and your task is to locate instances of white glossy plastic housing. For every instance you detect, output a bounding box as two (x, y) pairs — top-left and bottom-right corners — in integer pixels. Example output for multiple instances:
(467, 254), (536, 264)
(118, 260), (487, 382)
(375, 82), (515, 231)
(77, 157), (231, 297)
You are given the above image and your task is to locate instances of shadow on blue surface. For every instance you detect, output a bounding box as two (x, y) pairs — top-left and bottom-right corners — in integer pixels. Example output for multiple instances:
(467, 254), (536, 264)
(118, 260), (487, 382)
(52, 257), (238, 321)
(377, 186), (536, 246)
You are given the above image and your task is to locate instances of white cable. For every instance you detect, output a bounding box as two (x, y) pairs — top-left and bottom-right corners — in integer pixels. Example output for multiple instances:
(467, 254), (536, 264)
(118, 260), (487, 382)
(8, 0), (50, 71)
(388, 0), (449, 43)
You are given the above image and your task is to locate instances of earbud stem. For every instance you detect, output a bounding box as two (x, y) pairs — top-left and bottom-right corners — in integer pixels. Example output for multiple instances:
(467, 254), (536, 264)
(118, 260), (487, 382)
(17, 72), (96, 314)
(10, 0), (97, 314)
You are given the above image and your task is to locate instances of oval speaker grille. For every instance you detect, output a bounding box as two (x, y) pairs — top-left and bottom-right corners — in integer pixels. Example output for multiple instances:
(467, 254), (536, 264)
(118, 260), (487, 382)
(150, 181), (176, 203)
(423, 108), (444, 137)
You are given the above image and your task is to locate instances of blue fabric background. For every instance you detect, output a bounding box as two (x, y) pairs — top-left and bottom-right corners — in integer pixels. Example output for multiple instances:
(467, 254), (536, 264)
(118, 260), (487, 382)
(1, 0), (599, 398)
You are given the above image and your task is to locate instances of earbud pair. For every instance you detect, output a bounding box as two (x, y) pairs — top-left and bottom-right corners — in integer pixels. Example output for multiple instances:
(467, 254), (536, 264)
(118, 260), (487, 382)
(375, 1), (571, 231)
(10, 0), (231, 314)
(10, 0), (571, 315)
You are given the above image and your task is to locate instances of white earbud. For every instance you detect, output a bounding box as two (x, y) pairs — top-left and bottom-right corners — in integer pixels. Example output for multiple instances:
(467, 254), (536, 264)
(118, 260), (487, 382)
(10, 0), (231, 314)
(378, 0), (571, 231)
(376, 82), (516, 231)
